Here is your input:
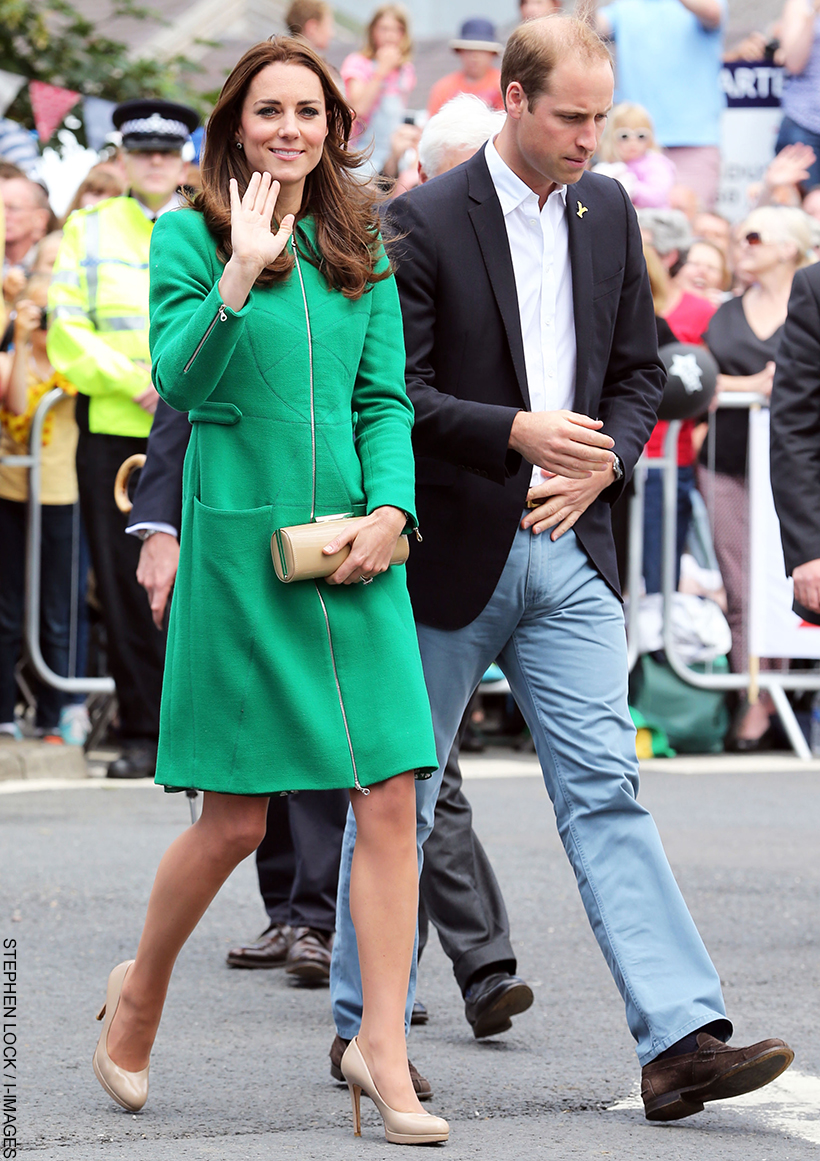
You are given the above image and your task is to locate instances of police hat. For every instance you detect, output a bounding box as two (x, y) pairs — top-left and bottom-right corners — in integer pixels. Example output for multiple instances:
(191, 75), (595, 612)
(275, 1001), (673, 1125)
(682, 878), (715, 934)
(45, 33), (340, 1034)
(113, 99), (200, 153)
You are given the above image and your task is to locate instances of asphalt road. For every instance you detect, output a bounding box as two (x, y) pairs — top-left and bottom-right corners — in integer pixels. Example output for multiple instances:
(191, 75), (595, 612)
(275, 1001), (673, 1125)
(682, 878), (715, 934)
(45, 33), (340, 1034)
(2, 758), (819, 1160)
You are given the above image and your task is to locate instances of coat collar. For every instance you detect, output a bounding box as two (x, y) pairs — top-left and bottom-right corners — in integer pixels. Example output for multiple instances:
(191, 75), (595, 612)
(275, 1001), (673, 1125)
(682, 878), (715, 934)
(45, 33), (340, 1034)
(565, 175), (594, 411)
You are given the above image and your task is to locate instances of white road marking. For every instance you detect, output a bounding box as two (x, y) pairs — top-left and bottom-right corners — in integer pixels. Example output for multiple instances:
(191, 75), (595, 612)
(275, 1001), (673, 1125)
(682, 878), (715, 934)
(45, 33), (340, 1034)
(608, 1070), (820, 1146)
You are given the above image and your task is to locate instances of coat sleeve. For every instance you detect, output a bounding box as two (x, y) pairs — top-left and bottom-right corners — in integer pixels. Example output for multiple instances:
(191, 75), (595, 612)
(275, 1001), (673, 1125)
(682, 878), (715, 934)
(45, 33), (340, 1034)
(596, 182), (666, 502)
(770, 267), (820, 574)
(47, 214), (150, 399)
(351, 259), (419, 524)
(129, 399), (191, 532)
(387, 193), (522, 485)
(148, 210), (253, 413)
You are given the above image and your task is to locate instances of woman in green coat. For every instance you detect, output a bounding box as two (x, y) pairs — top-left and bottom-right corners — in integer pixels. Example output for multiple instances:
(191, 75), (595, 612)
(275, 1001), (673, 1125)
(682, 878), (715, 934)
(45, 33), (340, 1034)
(90, 38), (447, 1145)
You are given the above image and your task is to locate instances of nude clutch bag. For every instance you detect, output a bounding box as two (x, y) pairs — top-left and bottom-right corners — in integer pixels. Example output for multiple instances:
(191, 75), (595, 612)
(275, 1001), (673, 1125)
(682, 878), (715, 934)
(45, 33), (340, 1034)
(271, 516), (410, 583)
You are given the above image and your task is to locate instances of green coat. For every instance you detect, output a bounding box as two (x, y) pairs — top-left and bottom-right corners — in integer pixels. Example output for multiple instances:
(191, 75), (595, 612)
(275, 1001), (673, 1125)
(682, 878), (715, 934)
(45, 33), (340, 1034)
(148, 207), (437, 794)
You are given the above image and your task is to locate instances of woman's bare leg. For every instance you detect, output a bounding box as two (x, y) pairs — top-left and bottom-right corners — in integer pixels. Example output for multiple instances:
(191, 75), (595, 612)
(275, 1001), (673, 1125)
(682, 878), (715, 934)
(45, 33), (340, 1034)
(106, 792), (269, 1072)
(349, 771), (424, 1114)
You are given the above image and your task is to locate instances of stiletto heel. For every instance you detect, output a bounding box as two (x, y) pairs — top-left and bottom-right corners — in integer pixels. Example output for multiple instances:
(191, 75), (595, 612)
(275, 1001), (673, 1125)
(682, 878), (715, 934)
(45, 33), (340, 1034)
(340, 1037), (449, 1145)
(91, 960), (150, 1112)
(349, 1082), (362, 1136)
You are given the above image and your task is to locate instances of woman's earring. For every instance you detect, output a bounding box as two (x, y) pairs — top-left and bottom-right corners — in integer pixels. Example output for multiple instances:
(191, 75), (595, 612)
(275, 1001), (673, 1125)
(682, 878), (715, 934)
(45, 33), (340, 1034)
(236, 141), (243, 150)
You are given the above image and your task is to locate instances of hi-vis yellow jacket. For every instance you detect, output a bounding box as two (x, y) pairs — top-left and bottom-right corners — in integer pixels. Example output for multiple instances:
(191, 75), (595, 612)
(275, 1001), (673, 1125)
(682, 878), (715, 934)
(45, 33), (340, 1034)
(47, 196), (154, 438)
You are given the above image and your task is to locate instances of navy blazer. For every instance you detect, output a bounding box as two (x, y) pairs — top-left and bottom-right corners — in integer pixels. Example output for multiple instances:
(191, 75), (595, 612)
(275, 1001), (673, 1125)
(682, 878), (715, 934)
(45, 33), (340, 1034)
(386, 151), (665, 630)
(129, 398), (190, 531)
(770, 262), (820, 627)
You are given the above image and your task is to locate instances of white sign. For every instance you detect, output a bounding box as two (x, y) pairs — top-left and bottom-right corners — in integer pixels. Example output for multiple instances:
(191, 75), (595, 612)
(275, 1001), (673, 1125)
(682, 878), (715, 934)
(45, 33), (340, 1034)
(717, 62), (784, 224)
(748, 408), (820, 658)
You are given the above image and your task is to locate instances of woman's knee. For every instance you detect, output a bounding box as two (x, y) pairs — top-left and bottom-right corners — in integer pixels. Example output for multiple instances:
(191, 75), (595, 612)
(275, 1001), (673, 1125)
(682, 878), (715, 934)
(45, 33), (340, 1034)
(199, 795), (268, 858)
(354, 772), (417, 839)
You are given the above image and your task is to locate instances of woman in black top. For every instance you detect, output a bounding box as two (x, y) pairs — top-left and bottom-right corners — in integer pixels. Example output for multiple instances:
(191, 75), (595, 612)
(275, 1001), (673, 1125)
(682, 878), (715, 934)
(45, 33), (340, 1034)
(700, 206), (814, 747)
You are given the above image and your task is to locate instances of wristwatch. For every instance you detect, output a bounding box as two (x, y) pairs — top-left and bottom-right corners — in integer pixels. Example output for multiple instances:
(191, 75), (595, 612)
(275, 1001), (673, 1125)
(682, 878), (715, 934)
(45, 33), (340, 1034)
(136, 528), (159, 542)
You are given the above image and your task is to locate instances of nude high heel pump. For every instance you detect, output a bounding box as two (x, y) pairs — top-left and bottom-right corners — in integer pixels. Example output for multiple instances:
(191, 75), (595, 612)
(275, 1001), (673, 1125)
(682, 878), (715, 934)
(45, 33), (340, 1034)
(92, 960), (150, 1111)
(340, 1037), (449, 1145)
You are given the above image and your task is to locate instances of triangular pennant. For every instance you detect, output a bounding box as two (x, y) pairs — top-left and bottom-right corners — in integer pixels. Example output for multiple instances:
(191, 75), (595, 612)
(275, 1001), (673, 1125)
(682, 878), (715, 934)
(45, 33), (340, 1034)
(0, 69), (26, 117)
(29, 80), (81, 143)
(82, 96), (117, 152)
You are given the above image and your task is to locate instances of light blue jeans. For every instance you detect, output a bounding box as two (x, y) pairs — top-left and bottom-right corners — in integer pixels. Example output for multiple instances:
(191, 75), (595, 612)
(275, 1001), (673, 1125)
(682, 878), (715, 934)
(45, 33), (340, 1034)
(330, 525), (730, 1065)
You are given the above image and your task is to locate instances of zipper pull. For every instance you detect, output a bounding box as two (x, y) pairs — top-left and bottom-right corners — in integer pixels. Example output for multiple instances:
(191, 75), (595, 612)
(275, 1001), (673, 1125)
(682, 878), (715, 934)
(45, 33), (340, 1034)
(218, 304), (228, 322)
(414, 527), (423, 543)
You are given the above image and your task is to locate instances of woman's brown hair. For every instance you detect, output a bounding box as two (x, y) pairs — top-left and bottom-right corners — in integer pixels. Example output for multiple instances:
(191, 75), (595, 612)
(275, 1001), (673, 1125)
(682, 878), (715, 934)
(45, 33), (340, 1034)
(362, 4), (413, 63)
(198, 37), (389, 299)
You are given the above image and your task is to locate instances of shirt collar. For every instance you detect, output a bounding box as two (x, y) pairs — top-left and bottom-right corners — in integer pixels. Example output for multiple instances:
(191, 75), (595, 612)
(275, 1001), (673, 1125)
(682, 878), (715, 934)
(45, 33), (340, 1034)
(484, 137), (567, 215)
(129, 191), (183, 221)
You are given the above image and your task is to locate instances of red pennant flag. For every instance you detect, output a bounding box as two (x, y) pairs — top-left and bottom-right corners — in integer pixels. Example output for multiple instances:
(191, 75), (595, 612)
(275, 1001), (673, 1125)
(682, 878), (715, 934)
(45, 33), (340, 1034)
(29, 80), (81, 143)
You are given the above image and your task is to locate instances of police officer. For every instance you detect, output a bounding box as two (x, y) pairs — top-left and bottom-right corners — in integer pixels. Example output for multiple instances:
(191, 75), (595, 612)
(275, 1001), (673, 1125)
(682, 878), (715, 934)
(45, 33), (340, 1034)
(48, 99), (199, 778)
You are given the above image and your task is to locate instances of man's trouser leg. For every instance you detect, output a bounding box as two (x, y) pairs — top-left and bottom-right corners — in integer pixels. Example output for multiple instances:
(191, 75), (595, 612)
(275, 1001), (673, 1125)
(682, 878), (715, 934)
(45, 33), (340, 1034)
(256, 795), (296, 928)
(487, 526), (728, 1063)
(287, 789), (348, 932)
(75, 429), (165, 741)
(418, 719), (516, 993)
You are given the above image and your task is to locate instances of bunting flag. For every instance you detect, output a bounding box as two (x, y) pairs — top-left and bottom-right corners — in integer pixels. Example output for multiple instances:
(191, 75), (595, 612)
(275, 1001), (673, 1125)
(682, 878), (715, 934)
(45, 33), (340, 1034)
(0, 69), (26, 117)
(29, 80), (81, 143)
(82, 96), (117, 152)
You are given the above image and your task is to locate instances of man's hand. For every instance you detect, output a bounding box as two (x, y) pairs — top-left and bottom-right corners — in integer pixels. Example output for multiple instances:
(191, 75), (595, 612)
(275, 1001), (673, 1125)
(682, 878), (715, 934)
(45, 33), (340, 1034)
(509, 410), (615, 479)
(793, 558), (820, 614)
(134, 384), (160, 414)
(523, 465), (616, 540)
(136, 532), (180, 628)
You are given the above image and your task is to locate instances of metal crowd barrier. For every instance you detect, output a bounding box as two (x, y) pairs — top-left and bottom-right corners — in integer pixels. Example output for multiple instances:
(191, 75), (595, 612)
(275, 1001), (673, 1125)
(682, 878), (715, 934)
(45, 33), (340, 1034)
(627, 392), (820, 762)
(0, 388), (114, 698)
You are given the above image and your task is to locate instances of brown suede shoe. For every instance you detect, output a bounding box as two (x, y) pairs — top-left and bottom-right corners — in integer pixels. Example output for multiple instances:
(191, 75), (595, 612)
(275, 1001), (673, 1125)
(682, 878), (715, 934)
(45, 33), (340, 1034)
(641, 1033), (794, 1121)
(285, 927), (333, 986)
(329, 1034), (432, 1101)
(226, 923), (293, 969)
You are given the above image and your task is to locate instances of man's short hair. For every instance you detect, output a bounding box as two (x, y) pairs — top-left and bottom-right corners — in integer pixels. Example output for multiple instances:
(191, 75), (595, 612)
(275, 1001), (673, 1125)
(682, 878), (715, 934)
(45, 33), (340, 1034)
(500, 15), (611, 109)
(418, 94), (506, 179)
(286, 0), (331, 35)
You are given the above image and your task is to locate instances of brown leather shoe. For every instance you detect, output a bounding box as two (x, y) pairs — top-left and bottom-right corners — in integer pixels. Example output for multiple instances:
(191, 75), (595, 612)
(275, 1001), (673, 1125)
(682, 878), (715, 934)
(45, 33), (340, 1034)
(226, 923), (293, 969)
(284, 927), (333, 986)
(329, 1034), (433, 1101)
(641, 1033), (794, 1121)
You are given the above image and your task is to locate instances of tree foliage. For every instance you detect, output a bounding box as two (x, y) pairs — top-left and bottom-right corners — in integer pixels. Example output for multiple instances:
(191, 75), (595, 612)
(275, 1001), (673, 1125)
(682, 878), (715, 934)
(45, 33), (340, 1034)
(0, 0), (211, 142)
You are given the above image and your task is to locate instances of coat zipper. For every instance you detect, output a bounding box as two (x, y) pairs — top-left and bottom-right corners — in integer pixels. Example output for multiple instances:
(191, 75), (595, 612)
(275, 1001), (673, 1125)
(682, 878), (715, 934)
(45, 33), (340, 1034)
(294, 236), (368, 794)
(292, 240), (316, 522)
(183, 303), (228, 373)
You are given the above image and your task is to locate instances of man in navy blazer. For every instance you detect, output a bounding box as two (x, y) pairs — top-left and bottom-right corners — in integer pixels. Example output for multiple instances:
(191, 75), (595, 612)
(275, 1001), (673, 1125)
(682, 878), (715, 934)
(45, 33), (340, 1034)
(770, 262), (820, 627)
(330, 14), (793, 1119)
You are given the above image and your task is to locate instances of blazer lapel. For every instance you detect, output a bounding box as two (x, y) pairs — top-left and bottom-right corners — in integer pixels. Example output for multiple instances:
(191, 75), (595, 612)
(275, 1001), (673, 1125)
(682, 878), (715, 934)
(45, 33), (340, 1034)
(466, 155), (530, 409)
(566, 181), (593, 412)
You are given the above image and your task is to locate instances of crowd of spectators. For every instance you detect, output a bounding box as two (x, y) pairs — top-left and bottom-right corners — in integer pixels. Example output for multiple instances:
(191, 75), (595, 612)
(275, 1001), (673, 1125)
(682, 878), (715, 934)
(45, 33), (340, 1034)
(2, 0), (820, 756)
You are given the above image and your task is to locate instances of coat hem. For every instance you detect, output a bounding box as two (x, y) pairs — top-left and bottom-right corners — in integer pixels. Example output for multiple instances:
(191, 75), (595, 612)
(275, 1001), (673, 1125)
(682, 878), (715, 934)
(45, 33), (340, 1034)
(156, 763), (435, 797)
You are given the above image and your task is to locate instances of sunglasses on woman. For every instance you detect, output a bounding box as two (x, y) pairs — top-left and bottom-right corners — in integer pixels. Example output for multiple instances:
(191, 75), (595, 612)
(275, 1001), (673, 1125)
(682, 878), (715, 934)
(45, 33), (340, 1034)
(614, 128), (651, 142)
(743, 231), (767, 245)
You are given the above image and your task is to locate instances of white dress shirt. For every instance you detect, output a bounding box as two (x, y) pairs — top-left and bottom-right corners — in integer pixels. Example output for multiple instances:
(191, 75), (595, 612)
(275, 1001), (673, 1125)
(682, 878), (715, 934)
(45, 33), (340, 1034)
(484, 138), (577, 487)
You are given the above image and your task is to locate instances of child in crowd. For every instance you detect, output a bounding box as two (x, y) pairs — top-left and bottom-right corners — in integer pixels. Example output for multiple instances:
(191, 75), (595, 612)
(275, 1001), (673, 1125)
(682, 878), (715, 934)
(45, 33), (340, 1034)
(0, 272), (87, 744)
(341, 4), (416, 175)
(595, 103), (676, 208)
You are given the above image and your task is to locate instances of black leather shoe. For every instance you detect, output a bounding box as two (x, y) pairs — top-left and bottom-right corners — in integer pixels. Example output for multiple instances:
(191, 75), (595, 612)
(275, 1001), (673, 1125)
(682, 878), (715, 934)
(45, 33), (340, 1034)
(411, 999), (429, 1026)
(106, 745), (156, 779)
(226, 923), (293, 968)
(329, 1034), (432, 1101)
(464, 972), (534, 1039)
(285, 927), (332, 986)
